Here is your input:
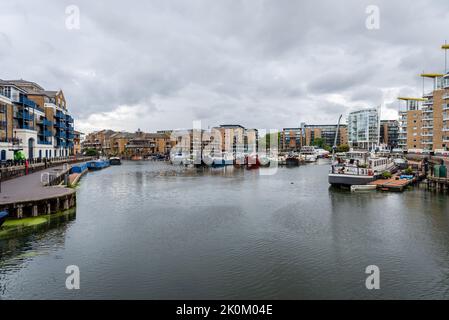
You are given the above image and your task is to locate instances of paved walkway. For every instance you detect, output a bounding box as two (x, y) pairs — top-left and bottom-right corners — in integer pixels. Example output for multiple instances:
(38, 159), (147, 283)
(0, 164), (75, 206)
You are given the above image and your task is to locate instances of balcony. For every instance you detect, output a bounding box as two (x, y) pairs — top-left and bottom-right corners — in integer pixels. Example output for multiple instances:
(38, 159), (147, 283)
(443, 93), (449, 100)
(422, 108), (434, 113)
(38, 130), (53, 137)
(39, 118), (53, 126)
(15, 110), (34, 121)
(65, 115), (74, 123)
(443, 128), (449, 132)
(422, 100), (434, 107)
(37, 139), (52, 145)
(423, 92), (433, 99)
(422, 132), (434, 136)
(55, 131), (67, 138)
(422, 141), (434, 145)
(66, 141), (74, 148)
(55, 110), (65, 118)
(422, 124), (434, 129)
(19, 96), (37, 108)
(57, 140), (67, 148)
(54, 121), (67, 129)
(443, 104), (449, 111)
(19, 123), (34, 130)
(66, 133), (75, 140)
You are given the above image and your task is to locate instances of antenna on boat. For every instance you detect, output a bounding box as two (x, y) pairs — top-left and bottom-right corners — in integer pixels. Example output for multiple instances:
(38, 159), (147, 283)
(332, 114), (343, 161)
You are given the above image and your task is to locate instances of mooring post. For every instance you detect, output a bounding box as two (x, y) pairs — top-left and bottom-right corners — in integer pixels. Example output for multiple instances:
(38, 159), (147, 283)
(55, 198), (60, 211)
(17, 205), (23, 219)
(47, 202), (51, 214)
(32, 205), (38, 217)
(63, 198), (69, 210)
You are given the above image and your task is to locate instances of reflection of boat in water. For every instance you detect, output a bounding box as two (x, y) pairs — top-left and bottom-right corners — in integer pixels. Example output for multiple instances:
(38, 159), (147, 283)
(109, 157), (122, 165)
(131, 155), (143, 161)
(246, 153), (260, 170)
(328, 151), (396, 187)
(0, 211), (8, 228)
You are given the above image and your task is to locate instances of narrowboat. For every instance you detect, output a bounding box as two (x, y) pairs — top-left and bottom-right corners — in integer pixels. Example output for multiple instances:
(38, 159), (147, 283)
(87, 159), (110, 171)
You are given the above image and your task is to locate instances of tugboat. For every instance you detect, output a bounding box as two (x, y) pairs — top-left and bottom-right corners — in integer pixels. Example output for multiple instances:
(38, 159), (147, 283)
(0, 211), (8, 228)
(109, 157), (122, 165)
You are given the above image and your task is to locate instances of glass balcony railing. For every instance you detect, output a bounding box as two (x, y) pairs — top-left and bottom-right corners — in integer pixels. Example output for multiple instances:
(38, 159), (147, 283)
(19, 95), (37, 108)
(39, 119), (53, 126)
(55, 110), (65, 118)
(38, 130), (53, 137)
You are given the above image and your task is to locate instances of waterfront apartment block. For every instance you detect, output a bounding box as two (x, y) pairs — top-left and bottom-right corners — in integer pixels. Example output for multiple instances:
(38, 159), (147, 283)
(281, 128), (302, 151)
(380, 120), (399, 149)
(347, 108), (379, 150)
(397, 97), (425, 150)
(303, 124), (348, 148)
(418, 72), (449, 151)
(396, 45), (449, 152)
(0, 79), (76, 160)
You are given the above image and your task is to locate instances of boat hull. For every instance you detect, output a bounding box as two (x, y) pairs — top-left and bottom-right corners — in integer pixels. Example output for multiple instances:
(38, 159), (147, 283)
(328, 173), (375, 186)
(0, 211), (8, 228)
(110, 158), (122, 165)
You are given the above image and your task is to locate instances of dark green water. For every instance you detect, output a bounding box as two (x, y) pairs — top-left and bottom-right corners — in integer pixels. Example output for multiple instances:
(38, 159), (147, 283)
(1, 160), (449, 299)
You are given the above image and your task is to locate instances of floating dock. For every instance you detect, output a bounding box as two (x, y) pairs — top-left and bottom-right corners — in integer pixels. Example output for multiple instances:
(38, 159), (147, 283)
(369, 176), (416, 192)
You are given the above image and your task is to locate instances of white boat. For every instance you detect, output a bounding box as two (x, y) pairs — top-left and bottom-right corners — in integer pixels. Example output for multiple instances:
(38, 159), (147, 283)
(314, 147), (330, 158)
(300, 146), (318, 162)
(350, 185), (377, 192)
(329, 151), (396, 186)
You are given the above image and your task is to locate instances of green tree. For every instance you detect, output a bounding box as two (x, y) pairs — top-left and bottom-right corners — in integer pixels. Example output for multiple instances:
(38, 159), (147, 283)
(336, 144), (350, 153)
(84, 148), (98, 157)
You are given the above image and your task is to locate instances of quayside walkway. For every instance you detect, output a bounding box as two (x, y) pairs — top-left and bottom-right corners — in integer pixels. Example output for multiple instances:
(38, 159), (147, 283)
(0, 164), (78, 219)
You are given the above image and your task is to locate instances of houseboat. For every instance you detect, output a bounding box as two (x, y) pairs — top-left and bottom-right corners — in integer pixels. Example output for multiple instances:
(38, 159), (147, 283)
(328, 151), (396, 187)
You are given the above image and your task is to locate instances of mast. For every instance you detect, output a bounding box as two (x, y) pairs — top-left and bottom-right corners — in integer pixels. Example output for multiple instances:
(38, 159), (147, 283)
(332, 114), (342, 161)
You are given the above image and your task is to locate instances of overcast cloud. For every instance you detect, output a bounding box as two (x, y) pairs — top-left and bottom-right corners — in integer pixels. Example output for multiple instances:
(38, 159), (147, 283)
(1, 0), (449, 133)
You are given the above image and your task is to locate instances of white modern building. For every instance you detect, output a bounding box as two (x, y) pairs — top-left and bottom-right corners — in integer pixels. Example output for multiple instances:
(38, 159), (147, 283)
(347, 108), (379, 150)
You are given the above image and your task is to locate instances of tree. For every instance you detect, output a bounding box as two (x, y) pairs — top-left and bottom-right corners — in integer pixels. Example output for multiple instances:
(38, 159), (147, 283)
(84, 148), (98, 157)
(336, 144), (350, 153)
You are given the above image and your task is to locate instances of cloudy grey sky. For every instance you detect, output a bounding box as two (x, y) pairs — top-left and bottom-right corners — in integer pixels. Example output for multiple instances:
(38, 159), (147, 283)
(1, 0), (448, 133)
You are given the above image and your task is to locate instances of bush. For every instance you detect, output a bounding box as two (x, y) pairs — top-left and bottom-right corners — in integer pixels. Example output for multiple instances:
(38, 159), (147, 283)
(403, 167), (414, 175)
(381, 171), (392, 179)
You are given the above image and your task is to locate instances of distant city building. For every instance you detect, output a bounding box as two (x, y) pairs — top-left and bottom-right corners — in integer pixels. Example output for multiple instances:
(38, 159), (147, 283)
(347, 108), (379, 150)
(281, 128), (302, 151)
(0, 79), (76, 160)
(380, 120), (399, 149)
(303, 124), (348, 147)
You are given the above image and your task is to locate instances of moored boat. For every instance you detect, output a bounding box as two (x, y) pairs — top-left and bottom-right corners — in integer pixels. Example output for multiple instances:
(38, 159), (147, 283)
(285, 153), (300, 167)
(328, 151), (396, 187)
(109, 157), (122, 165)
(0, 211), (8, 228)
(300, 146), (318, 162)
(87, 159), (110, 171)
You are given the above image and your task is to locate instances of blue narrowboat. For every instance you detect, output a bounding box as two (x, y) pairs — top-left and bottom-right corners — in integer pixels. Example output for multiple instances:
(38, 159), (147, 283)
(87, 159), (110, 171)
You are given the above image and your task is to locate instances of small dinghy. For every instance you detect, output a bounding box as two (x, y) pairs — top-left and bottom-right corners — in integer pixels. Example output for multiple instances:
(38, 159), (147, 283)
(350, 185), (377, 192)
